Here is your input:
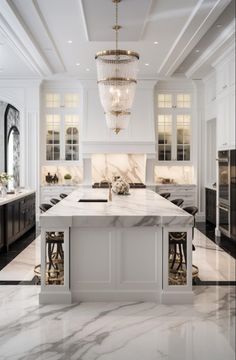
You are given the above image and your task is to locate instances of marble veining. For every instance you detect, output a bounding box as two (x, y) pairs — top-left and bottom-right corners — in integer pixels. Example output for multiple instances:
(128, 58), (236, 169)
(0, 285), (235, 359)
(40, 188), (193, 228)
(92, 154), (146, 184)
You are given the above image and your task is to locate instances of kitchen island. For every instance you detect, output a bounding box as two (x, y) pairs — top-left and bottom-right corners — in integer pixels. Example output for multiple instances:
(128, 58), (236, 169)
(40, 188), (193, 304)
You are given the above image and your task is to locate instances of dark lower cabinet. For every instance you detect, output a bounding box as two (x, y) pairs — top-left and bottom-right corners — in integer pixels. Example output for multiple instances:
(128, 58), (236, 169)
(205, 188), (216, 225)
(1, 193), (36, 251)
(0, 206), (4, 250)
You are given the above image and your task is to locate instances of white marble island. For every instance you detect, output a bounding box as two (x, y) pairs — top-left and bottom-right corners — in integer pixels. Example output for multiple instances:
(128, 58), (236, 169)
(40, 188), (193, 304)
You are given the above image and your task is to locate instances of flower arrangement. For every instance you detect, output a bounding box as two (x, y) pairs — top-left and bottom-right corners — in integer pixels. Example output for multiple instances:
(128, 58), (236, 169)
(112, 177), (130, 195)
(0, 172), (12, 185)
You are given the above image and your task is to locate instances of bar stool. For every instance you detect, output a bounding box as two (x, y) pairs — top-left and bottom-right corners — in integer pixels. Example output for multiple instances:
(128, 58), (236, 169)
(50, 198), (60, 205)
(160, 192), (171, 199)
(34, 204), (64, 284)
(171, 198), (184, 207)
(183, 206), (198, 249)
(60, 193), (68, 199)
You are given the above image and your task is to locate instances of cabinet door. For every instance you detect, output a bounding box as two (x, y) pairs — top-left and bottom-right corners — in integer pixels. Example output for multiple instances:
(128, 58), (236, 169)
(13, 200), (21, 237)
(6, 203), (14, 246)
(157, 114), (172, 161)
(205, 188), (216, 225)
(0, 206), (4, 250)
(176, 114), (191, 161)
(216, 63), (229, 95)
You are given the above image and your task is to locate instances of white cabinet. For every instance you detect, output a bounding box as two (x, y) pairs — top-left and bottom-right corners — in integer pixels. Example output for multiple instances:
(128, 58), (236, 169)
(204, 72), (217, 121)
(156, 184), (197, 207)
(213, 48), (235, 150)
(216, 84), (235, 150)
(41, 84), (81, 163)
(156, 92), (192, 162)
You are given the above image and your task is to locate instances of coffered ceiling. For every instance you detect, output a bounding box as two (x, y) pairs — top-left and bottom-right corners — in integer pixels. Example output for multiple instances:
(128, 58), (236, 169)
(0, 0), (234, 80)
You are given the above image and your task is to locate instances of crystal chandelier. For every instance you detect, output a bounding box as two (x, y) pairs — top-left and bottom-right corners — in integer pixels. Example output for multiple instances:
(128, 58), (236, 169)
(95, 0), (139, 134)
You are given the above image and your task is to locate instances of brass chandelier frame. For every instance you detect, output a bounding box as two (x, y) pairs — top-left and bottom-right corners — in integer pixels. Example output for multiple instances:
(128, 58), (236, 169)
(95, 0), (139, 133)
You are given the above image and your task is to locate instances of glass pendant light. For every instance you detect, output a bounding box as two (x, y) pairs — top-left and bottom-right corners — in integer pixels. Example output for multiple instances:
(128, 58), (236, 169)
(95, 0), (139, 134)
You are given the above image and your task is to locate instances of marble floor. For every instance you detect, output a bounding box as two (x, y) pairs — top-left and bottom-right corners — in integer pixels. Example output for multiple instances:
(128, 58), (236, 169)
(0, 285), (235, 360)
(193, 229), (236, 281)
(0, 228), (235, 283)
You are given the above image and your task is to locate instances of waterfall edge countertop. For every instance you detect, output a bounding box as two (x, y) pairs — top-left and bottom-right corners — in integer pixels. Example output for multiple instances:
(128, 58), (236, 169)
(40, 188), (193, 228)
(0, 189), (36, 206)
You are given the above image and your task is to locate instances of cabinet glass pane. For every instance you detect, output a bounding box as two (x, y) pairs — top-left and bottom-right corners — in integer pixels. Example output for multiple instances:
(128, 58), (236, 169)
(46, 115), (60, 160)
(64, 94), (79, 108)
(46, 93), (60, 108)
(157, 115), (172, 161)
(176, 94), (191, 108)
(176, 115), (191, 161)
(65, 115), (79, 161)
(158, 94), (172, 108)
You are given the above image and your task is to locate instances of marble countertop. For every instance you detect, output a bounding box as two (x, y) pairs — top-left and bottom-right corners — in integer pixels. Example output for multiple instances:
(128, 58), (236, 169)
(205, 185), (217, 191)
(40, 188), (193, 228)
(0, 189), (35, 206)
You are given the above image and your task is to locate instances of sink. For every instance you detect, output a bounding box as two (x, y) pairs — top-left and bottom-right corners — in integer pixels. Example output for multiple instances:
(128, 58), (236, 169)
(78, 199), (108, 203)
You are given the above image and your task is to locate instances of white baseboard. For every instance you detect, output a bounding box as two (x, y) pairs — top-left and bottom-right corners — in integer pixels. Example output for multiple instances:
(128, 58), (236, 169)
(39, 291), (72, 304)
(72, 290), (161, 302)
(161, 291), (193, 304)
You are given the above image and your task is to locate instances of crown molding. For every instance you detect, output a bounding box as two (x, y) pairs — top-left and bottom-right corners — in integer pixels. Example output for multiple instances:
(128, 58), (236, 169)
(158, 0), (232, 77)
(186, 21), (235, 78)
(0, 0), (52, 77)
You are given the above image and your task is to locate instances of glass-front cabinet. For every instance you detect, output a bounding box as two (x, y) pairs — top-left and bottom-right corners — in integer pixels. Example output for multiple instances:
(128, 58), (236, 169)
(44, 90), (80, 162)
(156, 92), (192, 162)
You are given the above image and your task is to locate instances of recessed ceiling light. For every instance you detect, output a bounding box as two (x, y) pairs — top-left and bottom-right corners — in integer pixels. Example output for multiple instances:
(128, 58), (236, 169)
(86, 68), (90, 71)
(154, 41), (158, 45)
(67, 40), (72, 44)
(195, 49), (200, 53)
(145, 63), (149, 66)
(76, 63), (80, 66)
(216, 24), (222, 28)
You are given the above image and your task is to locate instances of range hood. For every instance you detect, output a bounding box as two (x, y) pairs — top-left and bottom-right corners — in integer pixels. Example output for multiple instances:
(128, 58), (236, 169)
(81, 80), (156, 155)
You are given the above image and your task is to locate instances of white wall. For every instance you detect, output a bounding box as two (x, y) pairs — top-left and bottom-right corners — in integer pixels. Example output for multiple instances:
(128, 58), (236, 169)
(0, 79), (41, 209)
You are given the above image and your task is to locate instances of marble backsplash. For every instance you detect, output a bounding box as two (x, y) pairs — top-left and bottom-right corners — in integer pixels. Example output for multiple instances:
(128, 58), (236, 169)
(155, 165), (194, 184)
(92, 154), (146, 183)
(41, 165), (83, 185)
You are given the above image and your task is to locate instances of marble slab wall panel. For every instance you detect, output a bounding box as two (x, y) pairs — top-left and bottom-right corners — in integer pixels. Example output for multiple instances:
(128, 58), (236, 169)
(155, 165), (194, 184)
(41, 165), (83, 185)
(92, 154), (146, 183)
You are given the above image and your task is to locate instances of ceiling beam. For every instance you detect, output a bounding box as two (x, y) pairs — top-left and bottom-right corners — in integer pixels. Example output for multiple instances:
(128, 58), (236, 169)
(0, 0), (52, 77)
(158, 0), (232, 77)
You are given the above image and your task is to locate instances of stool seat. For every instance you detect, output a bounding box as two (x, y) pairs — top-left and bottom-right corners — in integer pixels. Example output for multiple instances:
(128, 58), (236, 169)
(60, 193), (68, 199)
(39, 203), (52, 212)
(171, 198), (184, 207)
(50, 198), (60, 205)
(160, 192), (171, 199)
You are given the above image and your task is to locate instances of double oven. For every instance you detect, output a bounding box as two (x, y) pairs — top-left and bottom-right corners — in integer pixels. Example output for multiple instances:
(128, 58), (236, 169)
(218, 150), (236, 240)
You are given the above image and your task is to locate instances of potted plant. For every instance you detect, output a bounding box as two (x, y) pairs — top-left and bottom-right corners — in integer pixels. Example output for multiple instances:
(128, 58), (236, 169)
(0, 172), (13, 196)
(64, 173), (72, 185)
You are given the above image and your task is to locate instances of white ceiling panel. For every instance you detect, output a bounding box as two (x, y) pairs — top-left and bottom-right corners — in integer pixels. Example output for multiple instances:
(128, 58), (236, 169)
(0, 0), (234, 79)
(82, 0), (152, 41)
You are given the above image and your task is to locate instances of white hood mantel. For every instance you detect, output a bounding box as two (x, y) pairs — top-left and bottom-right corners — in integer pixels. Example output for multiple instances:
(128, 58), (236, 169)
(80, 79), (157, 155)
